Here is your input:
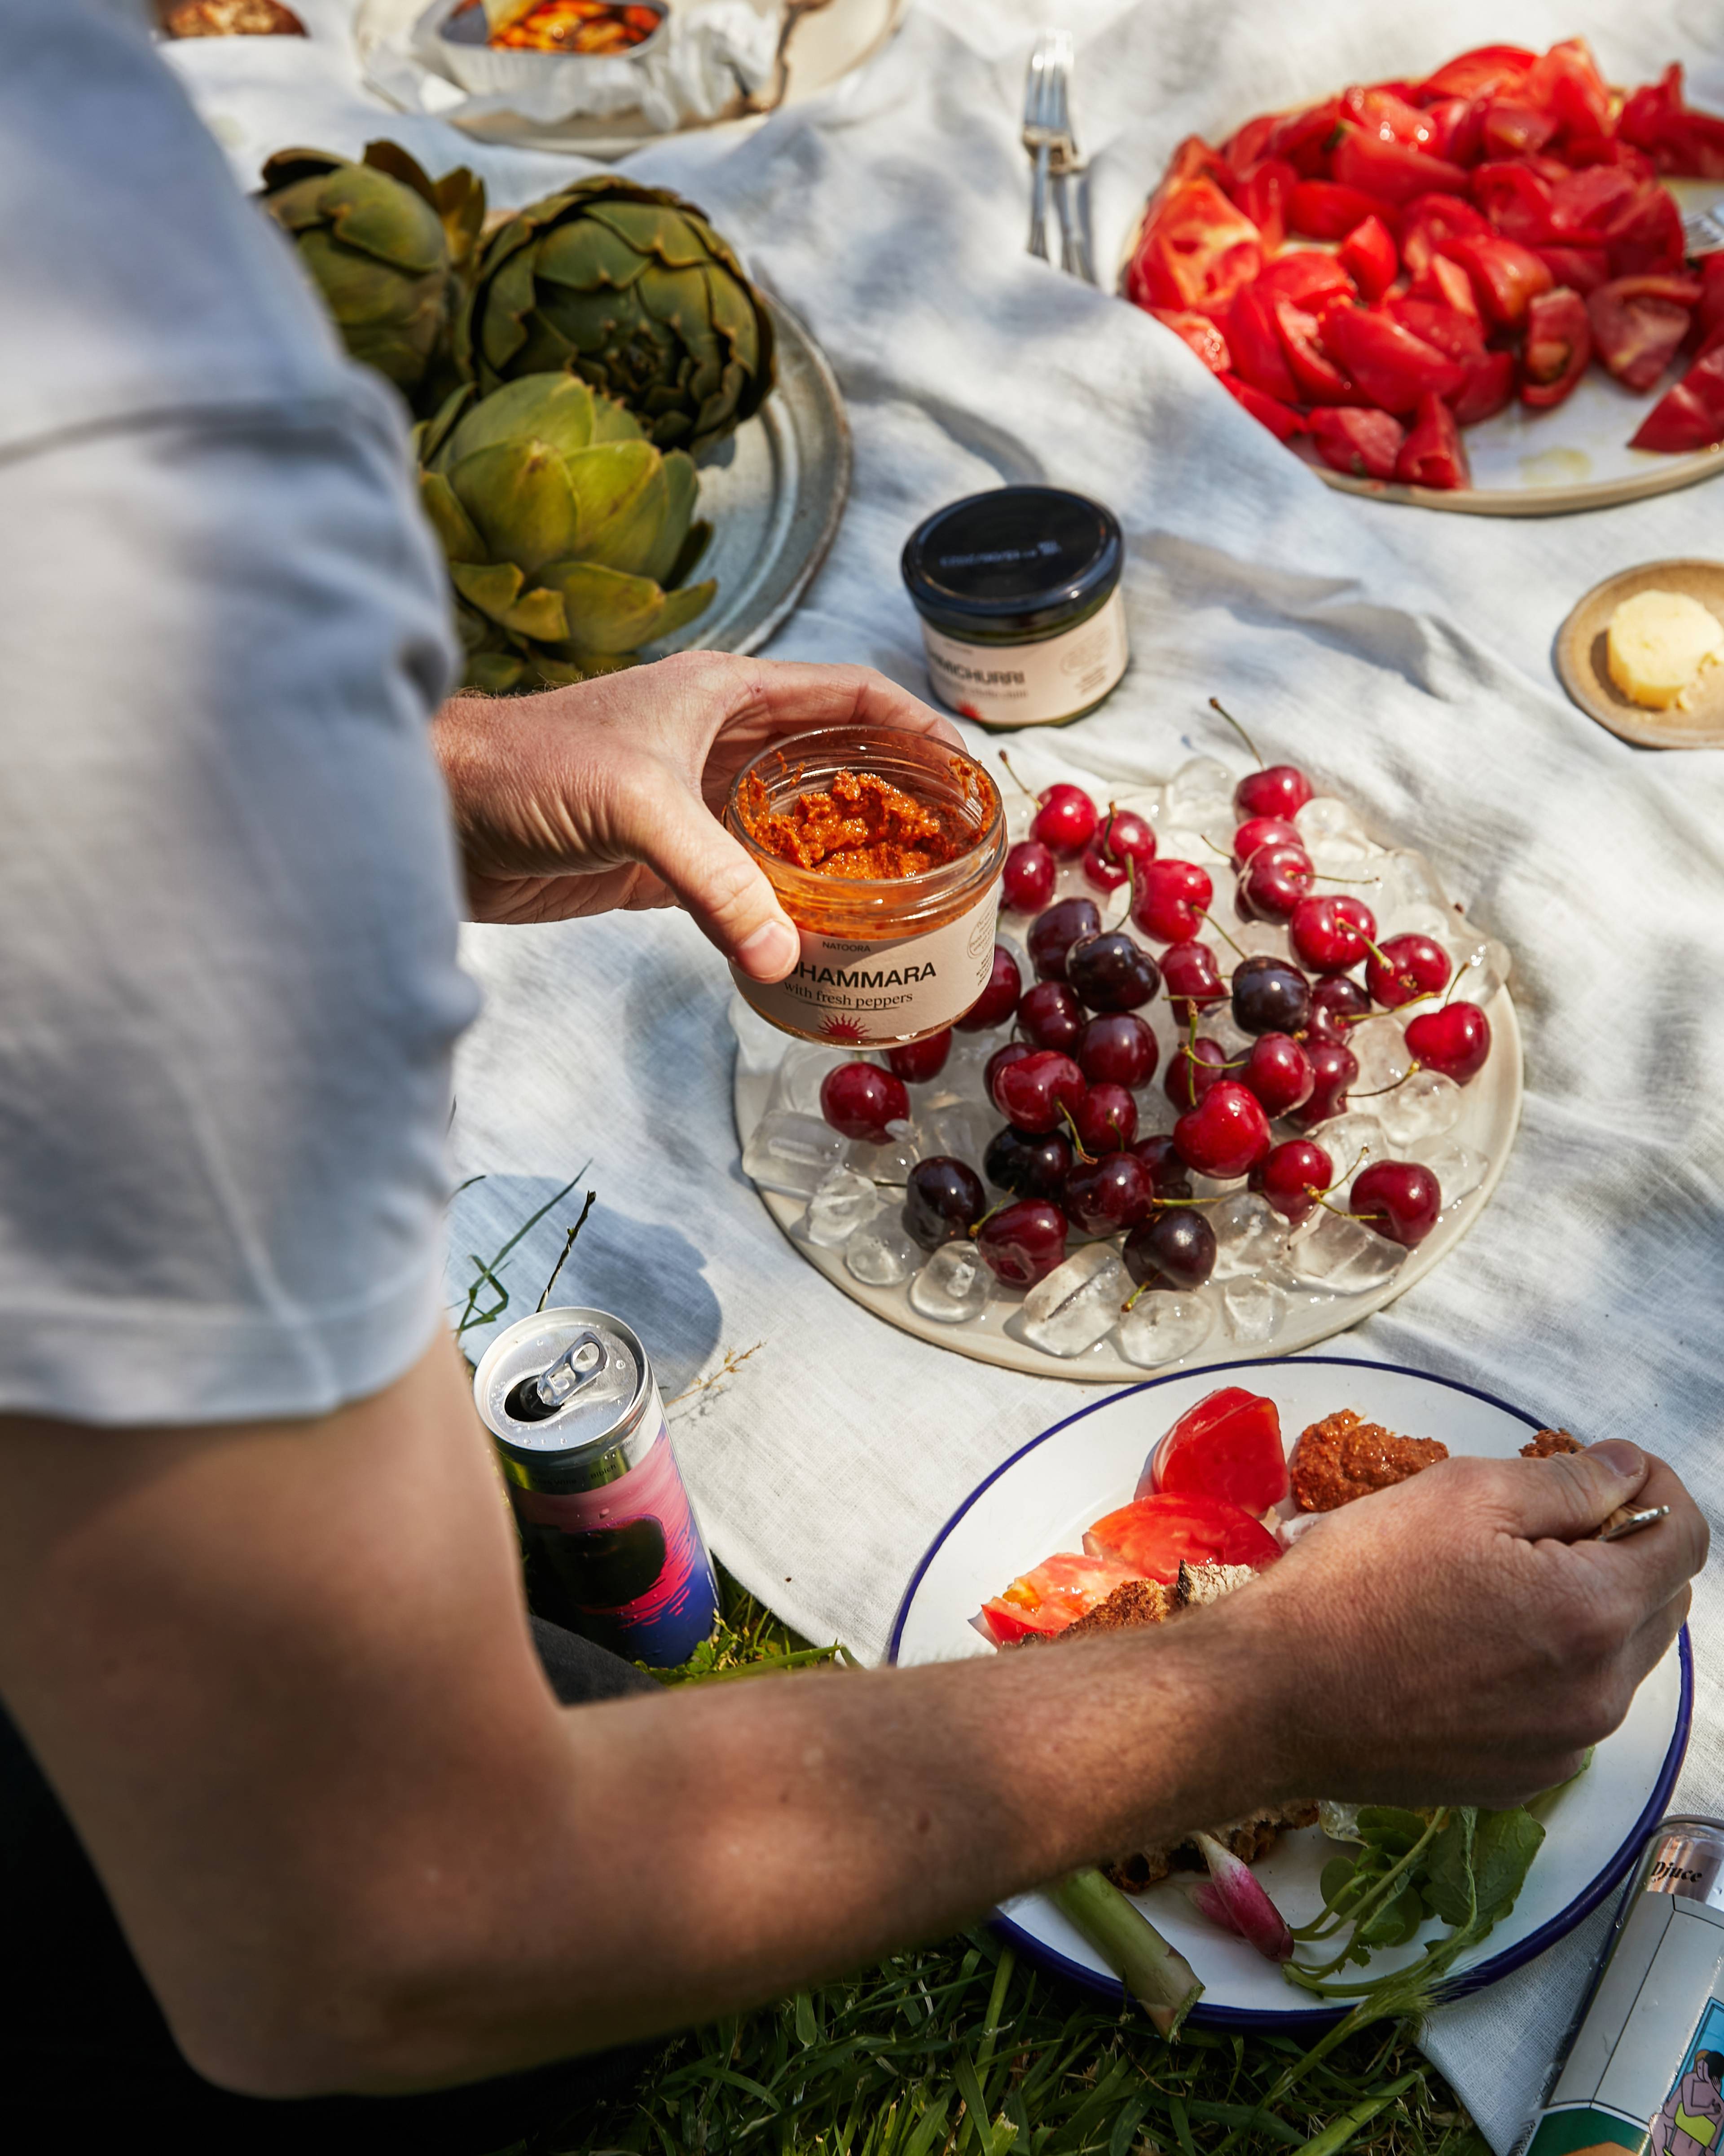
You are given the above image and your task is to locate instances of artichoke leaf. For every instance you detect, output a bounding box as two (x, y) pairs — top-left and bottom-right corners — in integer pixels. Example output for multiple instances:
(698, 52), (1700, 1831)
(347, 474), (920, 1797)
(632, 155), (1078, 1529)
(537, 561), (679, 655)
(450, 561), (569, 643)
(643, 450), (699, 586)
(476, 247), (538, 375)
(295, 230), (444, 332)
(320, 168), (447, 276)
(359, 139), (440, 209)
(449, 441), (582, 575)
(645, 576), (719, 643)
(588, 392), (646, 444)
(511, 315), (582, 380)
(562, 440), (660, 558)
(586, 202), (712, 271)
(665, 517), (712, 591)
(445, 373), (618, 465)
(534, 219), (651, 293)
(634, 263), (712, 338)
(262, 173), (331, 233)
(418, 383), (475, 470)
(419, 470), (488, 565)
(576, 458), (673, 582)
(466, 649), (531, 694)
(706, 269), (761, 372)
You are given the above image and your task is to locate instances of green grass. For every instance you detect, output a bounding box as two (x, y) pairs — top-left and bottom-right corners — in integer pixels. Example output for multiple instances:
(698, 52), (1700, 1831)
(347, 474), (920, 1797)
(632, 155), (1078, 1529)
(543, 1577), (1484, 2156)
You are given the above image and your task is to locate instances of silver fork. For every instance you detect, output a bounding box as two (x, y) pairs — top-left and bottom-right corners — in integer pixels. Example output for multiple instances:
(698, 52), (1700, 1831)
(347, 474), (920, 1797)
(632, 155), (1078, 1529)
(1683, 199), (1724, 256)
(1021, 34), (1057, 262)
(1044, 32), (1094, 283)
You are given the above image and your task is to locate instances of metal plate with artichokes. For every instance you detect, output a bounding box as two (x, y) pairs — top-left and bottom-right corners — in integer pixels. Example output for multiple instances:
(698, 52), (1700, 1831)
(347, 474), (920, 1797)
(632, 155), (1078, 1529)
(460, 179), (776, 459)
(417, 373), (717, 693)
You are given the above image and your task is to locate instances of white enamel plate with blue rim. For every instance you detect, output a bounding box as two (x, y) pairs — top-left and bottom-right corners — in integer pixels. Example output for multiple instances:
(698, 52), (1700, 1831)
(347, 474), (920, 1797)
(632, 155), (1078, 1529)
(888, 1356), (1691, 2028)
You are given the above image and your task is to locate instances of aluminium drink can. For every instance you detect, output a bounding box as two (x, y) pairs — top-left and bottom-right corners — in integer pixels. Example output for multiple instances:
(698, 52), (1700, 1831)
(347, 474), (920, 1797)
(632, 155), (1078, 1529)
(1517, 1816), (1724, 2156)
(472, 1306), (720, 1668)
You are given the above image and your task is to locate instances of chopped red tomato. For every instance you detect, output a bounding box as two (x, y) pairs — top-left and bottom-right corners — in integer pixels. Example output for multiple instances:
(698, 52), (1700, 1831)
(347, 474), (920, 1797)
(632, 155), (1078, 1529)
(1339, 214), (1398, 301)
(1532, 244), (1610, 297)
(1471, 161), (1558, 245)
(1218, 371), (1305, 441)
(1151, 308), (1232, 375)
(1272, 293), (1355, 403)
(1448, 348), (1516, 424)
(1521, 287), (1592, 409)
(1233, 157), (1297, 251)
(1386, 295), (1485, 361)
(979, 1550), (1142, 1644)
(1417, 97), (1482, 167)
(1309, 406), (1407, 479)
(1479, 102), (1559, 163)
(1256, 253), (1356, 306)
(1320, 305), (1465, 413)
(1227, 285), (1302, 401)
(1219, 112), (1279, 180)
(1566, 136), (1657, 180)
(1141, 1387), (1290, 1513)
(1588, 274), (1702, 392)
(1330, 124), (1471, 207)
(1630, 347), (1724, 451)
(1520, 38), (1613, 141)
(1547, 165), (1642, 242)
(1085, 1493), (1280, 1583)
(1396, 390), (1471, 488)
(1619, 63), (1724, 180)
(1439, 232), (1554, 326)
(1340, 84), (1438, 148)
(1288, 178), (1387, 241)
(1265, 97), (1345, 176)
(1701, 256), (1724, 343)
(1601, 183), (1686, 279)
(1126, 177), (1264, 315)
(1399, 192), (1491, 279)
(1419, 44), (1537, 103)
(1407, 251), (1483, 320)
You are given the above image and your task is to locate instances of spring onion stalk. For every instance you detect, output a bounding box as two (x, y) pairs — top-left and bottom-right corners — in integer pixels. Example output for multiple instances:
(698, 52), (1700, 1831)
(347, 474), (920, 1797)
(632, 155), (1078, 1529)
(1051, 1867), (1203, 2037)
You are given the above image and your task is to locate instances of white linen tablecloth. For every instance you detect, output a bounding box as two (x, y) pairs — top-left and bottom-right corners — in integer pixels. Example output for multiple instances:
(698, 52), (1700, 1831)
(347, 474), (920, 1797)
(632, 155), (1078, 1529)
(166, 2), (1724, 2138)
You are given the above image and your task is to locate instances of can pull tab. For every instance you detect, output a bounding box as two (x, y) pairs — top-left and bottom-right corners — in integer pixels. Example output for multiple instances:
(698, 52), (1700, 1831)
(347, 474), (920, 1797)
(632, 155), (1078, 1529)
(534, 1329), (606, 1411)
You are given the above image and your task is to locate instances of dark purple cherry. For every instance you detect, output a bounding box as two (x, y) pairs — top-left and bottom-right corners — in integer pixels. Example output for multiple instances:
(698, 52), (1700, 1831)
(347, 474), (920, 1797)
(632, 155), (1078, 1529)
(1231, 954), (1312, 1037)
(1016, 979), (1084, 1053)
(984, 1124), (1073, 1201)
(1065, 930), (1161, 1013)
(1027, 897), (1103, 983)
(1123, 1208), (1218, 1292)
(1064, 1151), (1154, 1235)
(902, 1156), (986, 1252)
(1076, 1012), (1157, 1089)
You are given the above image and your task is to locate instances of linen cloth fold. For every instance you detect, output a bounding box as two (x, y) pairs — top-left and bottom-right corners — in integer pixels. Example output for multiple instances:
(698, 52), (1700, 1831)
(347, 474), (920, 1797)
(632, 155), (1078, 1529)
(162, 2), (1724, 2141)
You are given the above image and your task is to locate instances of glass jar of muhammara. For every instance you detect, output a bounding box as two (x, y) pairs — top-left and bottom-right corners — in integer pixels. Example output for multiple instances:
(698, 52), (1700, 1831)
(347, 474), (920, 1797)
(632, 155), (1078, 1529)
(901, 486), (1128, 729)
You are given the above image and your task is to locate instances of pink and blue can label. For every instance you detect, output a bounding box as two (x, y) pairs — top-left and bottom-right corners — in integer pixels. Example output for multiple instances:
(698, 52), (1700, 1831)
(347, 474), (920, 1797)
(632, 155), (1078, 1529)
(473, 1308), (719, 1668)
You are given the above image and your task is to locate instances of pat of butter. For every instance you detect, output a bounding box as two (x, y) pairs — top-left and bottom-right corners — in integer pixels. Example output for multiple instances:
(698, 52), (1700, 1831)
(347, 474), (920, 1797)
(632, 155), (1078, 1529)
(1605, 588), (1724, 711)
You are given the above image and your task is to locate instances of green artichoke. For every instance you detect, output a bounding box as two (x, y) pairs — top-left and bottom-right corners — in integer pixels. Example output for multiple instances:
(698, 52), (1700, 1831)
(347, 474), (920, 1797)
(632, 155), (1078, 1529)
(459, 179), (775, 458)
(260, 141), (484, 408)
(418, 372), (717, 694)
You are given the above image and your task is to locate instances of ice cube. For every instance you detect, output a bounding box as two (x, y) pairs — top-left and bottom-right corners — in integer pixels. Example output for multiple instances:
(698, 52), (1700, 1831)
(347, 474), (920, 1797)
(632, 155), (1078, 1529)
(1294, 796), (1369, 851)
(1115, 1288), (1214, 1367)
(849, 1130), (919, 1184)
(1411, 1135), (1488, 1204)
(1005, 794), (1036, 843)
(1166, 756), (1235, 820)
(728, 991), (790, 1076)
(798, 1166), (880, 1248)
(908, 1242), (994, 1323)
(1018, 1247), (1127, 1357)
(1287, 1208), (1405, 1292)
(1113, 785), (1165, 826)
(1156, 825), (1210, 868)
(1377, 1069), (1463, 1147)
(1390, 901), (1458, 951)
(1209, 1190), (1290, 1279)
(766, 1039), (855, 1118)
(1222, 1276), (1290, 1344)
(742, 1110), (848, 1196)
(917, 1099), (996, 1168)
(1383, 849), (1449, 916)
(1449, 935), (1511, 1008)
(1348, 1014), (1411, 1092)
(1234, 918), (1291, 961)
(1306, 1111), (1387, 1188)
(845, 1212), (921, 1286)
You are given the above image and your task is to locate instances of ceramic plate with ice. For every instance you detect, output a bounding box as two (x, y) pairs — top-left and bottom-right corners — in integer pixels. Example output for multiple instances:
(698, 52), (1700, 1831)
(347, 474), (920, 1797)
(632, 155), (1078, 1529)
(732, 758), (1524, 1385)
(888, 1357), (1691, 2028)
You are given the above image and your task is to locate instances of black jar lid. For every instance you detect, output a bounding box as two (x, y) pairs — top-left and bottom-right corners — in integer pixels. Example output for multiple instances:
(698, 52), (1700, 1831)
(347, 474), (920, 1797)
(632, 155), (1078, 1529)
(901, 486), (1123, 638)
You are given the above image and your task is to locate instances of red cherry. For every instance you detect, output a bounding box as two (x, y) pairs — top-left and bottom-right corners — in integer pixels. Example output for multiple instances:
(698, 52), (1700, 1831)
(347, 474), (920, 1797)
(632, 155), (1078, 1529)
(1132, 859), (1213, 944)
(1064, 1151), (1154, 1234)
(1288, 1041), (1357, 1129)
(1240, 1032), (1314, 1118)
(1404, 1001), (1491, 1085)
(1003, 839), (1056, 913)
(975, 1199), (1069, 1285)
(1351, 1160), (1442, 1247)
(1161, 939), (1227, 1023)
(1366, 933), (1451, 1010)
(1073, 1083), (1137, 1155)
(1250, 1139), (1335, 1225)
(1080, 840), (1127, 894)
(1173, 1079), (1273, 1181)
(1237, 842), (1316, 923)
(1082, 807), (1158, 893)
(1016, 979), (1084, 1053)
(1130, 1133), (1195, 1199)
(1030, 784), (1098, 859)
(955, 944), (1023, 1032)
(819, 1062), (909, 1142)
(1234, 765), (1314, 821)
(995, 1050), (1086, 1134)
(1290, 894), (1376, 974)
(1306, 974), (1372, 1043)
(985, 1041), (1034, 1114)
(1232, 814), (1302, 864)
(1164, 1035), (1230, 1112)
(1027, 897), (1103, 982)
(886, 1029), (952, 1084)
(1076, 1012), (1157, 1089)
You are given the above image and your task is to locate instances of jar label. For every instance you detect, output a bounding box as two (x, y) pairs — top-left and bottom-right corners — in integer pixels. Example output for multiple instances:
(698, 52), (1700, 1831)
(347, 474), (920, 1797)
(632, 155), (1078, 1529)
(731, 880), (1002, 1047)
(920, 586), (1129, 727)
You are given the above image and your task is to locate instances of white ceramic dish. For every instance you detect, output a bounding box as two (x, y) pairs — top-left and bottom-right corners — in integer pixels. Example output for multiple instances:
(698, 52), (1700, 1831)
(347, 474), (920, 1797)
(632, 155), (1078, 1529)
(888, 1356), (1691, 2028)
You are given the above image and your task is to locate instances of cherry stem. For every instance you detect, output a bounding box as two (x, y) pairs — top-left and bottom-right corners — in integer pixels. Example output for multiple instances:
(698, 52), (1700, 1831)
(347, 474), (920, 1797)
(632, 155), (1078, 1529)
(1197, 908), (1247, 961)
(1060, 1105), (1096, 1166)
(996, 750), (1037, 805)
(1122, 1280), (1149, 1312)
(1349, 1076), (1412, 1100)
(1113, 845), (1138, 935)
(968, 1199), (1012, 1240)
(1312, 872), (1380, 887)
(1209, 695), (1262, 768)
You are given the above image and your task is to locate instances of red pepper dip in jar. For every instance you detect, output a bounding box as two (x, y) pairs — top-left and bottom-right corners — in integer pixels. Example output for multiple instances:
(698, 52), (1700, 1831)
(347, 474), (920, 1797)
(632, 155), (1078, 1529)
(726, 727), (1005, 1047)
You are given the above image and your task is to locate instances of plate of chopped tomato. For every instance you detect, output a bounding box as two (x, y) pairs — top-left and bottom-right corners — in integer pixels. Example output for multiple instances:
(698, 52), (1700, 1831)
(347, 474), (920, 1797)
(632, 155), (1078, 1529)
(888, 1359), (1690, 2025)
(1122, 40), (1724, 511)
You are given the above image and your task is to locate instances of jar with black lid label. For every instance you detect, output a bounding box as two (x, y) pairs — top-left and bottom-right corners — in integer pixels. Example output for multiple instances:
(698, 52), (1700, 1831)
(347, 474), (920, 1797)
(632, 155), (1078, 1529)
(901, 485), (1128, 728)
